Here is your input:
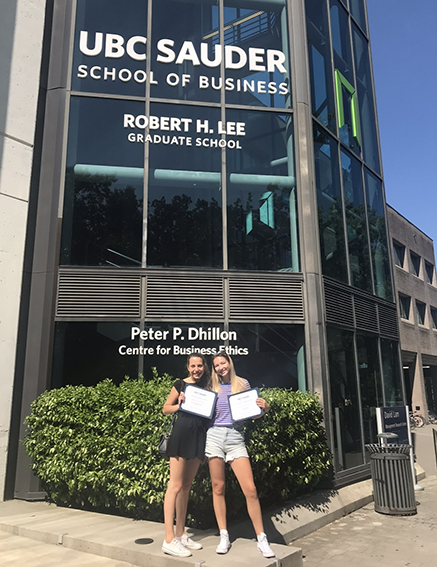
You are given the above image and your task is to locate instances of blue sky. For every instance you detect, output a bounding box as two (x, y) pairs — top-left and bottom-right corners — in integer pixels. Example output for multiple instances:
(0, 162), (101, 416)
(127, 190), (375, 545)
(367, 1), (437, 245)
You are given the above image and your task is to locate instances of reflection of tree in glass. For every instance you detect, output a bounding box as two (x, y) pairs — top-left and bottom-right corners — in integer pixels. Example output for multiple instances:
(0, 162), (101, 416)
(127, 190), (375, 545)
(63, 169), (143, 266)
(344, 198), (371, 292)
(366, 205), (393, 301)
(228, 185), (293, 271)
(317, 195), (348, 282)
(147, 194), (222, 267)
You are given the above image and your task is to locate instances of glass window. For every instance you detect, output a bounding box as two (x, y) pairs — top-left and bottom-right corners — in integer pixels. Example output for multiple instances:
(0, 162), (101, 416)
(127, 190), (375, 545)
(393, 241), (405, 268)
(72, 0), (148, 97)
(138, 323), (225, 380)
(416, 300), (426, 326)
(410, 252), (421, 277)
(425, 261), (434, 285)
(399, 294), (411, 320)
(222, 1), (289, 104)
(226, 110), (298, 271)
(341, 150), (371, 291)
(52, 322), (140, 388)
(431, 307), (437, 329)
(223, 1), (291, 109)
(356, 333), (382, 446)
(327, 327), (364, 471)
(330, 0), (353, 85)
(314, 125), (348, 282)
(229, 323), (305, 389)
(60, 97), (144, 266)
(146, 103), (222, 268)
(364, 169), (393, 300)
(150, 0), (220, 103)
(381, 339), (403, 406)
(352, 24), (380, 173)
(350, 0), (367, 34)
(305, 0), (336, 132)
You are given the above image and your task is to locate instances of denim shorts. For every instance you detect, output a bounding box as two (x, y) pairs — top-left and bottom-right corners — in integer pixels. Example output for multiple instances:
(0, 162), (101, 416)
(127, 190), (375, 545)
(205, 426), (249, 462)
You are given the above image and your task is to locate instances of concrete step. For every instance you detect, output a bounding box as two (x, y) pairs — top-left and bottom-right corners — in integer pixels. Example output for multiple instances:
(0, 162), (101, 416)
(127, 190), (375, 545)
(0, 500), (302, 567)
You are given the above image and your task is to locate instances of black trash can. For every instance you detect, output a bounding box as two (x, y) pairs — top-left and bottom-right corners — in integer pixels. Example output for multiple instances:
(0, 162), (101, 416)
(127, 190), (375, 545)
(366, 442), (417, 515)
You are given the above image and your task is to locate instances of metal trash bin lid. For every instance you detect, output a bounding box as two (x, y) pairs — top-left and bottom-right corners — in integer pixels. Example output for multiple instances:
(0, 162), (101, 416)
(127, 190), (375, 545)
(365, 443), (412, 454)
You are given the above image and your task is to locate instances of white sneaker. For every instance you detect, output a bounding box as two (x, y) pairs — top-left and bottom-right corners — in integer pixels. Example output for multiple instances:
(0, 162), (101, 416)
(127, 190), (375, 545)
(162, 538), (192, 557)
(181, 533), (203, 550)
(257, 533), (275, 558)
(216, 529), (231, 554)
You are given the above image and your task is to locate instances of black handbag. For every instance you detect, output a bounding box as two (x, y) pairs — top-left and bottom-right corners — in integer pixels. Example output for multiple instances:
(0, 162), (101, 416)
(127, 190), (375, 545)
(158, 414), (176, 460)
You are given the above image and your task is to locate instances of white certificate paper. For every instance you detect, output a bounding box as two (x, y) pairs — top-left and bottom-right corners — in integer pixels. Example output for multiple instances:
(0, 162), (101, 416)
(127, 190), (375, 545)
(180, 385), (217, 419)
(229, 388), (263, 422)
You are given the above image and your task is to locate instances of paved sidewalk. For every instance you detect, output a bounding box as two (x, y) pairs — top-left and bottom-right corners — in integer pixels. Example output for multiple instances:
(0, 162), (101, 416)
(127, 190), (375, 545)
(293, 475), (437, 567)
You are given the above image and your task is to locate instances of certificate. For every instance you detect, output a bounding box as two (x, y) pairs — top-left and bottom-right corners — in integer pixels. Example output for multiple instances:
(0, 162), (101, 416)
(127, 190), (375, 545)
(180, 385), (217, 419)
(229, 388), (263, 422)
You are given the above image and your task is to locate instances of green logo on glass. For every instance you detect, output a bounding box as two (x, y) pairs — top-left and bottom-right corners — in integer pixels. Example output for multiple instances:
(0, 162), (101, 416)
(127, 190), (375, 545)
(335, 69), (361, 147)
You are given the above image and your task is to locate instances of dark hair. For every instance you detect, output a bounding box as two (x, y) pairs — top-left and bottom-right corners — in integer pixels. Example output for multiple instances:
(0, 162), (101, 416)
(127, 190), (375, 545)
(186, 353), (211, 389)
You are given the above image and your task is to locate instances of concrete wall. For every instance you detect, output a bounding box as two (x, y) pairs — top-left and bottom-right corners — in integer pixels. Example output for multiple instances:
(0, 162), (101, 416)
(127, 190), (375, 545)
(0, 0), (47, 500)
(387, 205), (437, 415)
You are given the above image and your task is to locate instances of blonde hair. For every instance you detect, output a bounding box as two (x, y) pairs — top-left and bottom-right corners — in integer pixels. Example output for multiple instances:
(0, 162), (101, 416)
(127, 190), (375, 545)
(211, 352), (247, 394)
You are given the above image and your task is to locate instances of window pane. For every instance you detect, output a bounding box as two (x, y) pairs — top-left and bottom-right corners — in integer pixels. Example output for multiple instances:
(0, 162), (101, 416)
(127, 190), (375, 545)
(350, 0), (367, 34)
(327, 327), (364, 471)
(229, 323), (305, 389)
(72, 0), (148, 97)
(431, 307), (437, 329)
(138, 323), (225, 380)
(52, 322), (140, 387)
(352, 24), (380, 173)
(146, 103), (222, 268)
(399, 294), (410, 320)
(381, 339), (403, 406)
(223, 1), (291, 109)
(226, 110), (298, 271)
(364, 169), (392, 300)
(150, 0), (220, 103)
(341, 150), (371, 291)
(305, 0), (336, 132)
(330, 0), (353, 84)
(393, 241), (405, 268)
(425, 262), (434, 284)
(61, 97), (143, 266)
(356, 333), (382, 446)
(410, 252), (421, 277)
(416, 301), (426, 325)
(314, 125), (348, 282)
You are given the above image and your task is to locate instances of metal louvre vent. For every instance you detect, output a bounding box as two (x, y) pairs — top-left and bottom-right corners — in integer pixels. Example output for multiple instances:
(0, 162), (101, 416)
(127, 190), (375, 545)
(378, 302), (399, 339)
(145, 274), (224, 319)
(228, 277), (304, 321)
(57, 271), (141, 317)
(354, 295), (378, 333)
(324, 282), (354, 328)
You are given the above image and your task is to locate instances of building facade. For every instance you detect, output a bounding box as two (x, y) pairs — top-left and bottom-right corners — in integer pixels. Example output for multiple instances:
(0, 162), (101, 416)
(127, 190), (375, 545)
(388, 206), (437, 418)
(3, 0), (405, 500)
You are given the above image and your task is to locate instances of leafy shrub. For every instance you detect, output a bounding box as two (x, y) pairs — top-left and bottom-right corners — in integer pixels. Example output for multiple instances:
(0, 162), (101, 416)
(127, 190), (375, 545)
(24, 374), (332, 527)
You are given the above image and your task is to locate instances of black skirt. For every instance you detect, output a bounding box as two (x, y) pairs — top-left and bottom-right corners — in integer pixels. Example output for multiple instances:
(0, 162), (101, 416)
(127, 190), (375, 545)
(166, 411), (207, 460)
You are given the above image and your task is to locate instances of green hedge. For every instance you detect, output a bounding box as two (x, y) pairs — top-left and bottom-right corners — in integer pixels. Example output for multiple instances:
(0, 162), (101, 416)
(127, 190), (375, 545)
(23, 373), (332, 527)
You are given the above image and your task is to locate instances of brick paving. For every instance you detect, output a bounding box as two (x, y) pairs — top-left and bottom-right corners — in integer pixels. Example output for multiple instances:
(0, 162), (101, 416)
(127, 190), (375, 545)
(294, 475), (437, 567)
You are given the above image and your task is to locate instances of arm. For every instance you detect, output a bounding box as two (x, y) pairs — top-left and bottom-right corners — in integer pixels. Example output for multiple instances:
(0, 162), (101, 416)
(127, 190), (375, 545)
(162, 386), (185, 415)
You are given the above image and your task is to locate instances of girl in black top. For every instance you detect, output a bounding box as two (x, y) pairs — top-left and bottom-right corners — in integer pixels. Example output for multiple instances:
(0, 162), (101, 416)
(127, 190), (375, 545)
(161, 354), (210, 558)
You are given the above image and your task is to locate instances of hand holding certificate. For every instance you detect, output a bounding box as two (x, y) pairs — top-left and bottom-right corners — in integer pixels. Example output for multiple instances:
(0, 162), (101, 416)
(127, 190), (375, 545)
(229, 388), (263, 422)
(180, 385), (217, 419)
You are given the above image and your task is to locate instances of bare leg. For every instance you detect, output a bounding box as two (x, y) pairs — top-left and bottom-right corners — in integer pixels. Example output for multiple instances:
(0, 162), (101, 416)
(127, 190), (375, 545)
(163, 457), (186, 543)
(209, 457), (227, 531)
(174, 458), (201, 537)
(230, 457), (264, 535)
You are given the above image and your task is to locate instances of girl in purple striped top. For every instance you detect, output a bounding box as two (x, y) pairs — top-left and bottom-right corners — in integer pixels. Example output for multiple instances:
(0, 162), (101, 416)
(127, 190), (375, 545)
(205, 352), (275, 558)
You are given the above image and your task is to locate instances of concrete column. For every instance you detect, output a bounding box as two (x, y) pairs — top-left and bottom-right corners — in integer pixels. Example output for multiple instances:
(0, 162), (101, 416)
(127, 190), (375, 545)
(288, 0), (331, 441)
(0, 0), (48, 500)
(412, 352), (428, 417)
